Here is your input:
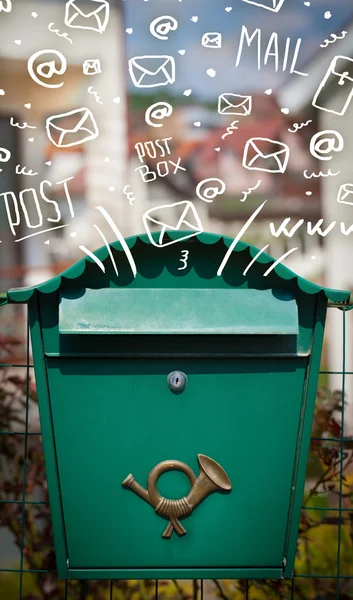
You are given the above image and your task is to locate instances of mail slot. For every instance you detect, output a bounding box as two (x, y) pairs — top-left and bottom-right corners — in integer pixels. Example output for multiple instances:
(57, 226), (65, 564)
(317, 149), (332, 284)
(2, 231), (349, 580)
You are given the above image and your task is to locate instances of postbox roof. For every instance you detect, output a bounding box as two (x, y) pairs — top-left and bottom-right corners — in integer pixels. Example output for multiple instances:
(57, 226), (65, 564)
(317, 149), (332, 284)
(2, 232), (351, 304)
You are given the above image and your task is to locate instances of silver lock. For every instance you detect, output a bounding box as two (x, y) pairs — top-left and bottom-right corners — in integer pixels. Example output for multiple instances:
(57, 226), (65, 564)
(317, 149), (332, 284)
(167, 371), (187, 392)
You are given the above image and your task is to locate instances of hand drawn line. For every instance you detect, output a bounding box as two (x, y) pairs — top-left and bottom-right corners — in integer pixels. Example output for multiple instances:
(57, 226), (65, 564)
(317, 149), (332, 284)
(15, 165), (38, 176)
(288, 120), (312, 133)
(48, 22), (73, 44)
(263, 247), (298, 277)
(94, 224), (119, 277)
(87, 86), (103, 104)
(240, 179), (262, 202)
(217, 200), (267, 277)
(15, 224), (69, 243)
(304, 169), (340, 179)
(320, 31), (347, 48)
(221, 120), (239, 140)
(10, 117), (36, 130)
(79, 245), (106, 272)
(97, 206), (137, 277)
(243, 245), (269, 276)
(178, 250), (189, 271)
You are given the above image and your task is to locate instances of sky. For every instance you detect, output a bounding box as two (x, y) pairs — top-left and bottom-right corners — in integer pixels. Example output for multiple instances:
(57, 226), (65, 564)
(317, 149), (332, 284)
(123, 0), (353, 98)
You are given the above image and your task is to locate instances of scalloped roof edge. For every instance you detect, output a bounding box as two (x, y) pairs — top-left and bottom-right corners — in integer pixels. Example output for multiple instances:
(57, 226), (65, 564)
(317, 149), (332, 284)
(5, 232), (351, 303)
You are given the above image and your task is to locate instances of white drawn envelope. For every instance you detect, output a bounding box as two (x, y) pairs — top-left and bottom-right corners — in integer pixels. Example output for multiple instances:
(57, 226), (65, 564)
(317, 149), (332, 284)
(337, 183), (353, 206)
(46, 107), (99, 148)
(143, 201), (203, 247)
(218, 93), (252, 116)
(243, 138), (290, 173)
(65, 0), (110, 34)
(128, 55), (175, 88)
(242, 0), (286, 12)
(83, 59), (101, 75)
(202, 32), (222, 49)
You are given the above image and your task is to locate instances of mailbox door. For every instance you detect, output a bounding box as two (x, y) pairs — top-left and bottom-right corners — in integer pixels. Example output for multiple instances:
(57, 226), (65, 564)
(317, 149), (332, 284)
(46, 354), (306, 574)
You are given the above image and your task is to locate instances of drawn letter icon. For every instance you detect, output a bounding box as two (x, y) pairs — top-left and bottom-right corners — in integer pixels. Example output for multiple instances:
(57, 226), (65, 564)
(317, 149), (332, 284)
(218, 93), (252, 116)
(312, 56), (353, 116)
(65, 0), (110, 34)
(242, 0), (286, 11)
(337, 183), (353, 206)
(202, 32), (222, 49)
(128, 55), (175, 88)
(143, 201), (203, 247)
(243, 138), (290, 173)
(46, 107), (99, 148)
(83, 59), (101, 75)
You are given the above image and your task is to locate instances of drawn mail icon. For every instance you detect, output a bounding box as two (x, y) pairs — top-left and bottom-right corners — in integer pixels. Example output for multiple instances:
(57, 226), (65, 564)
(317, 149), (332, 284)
(218, 93), (252, 116)
(242, 0), (286, 11)
(129, 55), (175, 88)
(312, 55), (353, 117)
(143, 201), (203, 247)
(337, 183), (353, 206)
(201, 32), (222, 49)
(46, 107), (99, 148)
(243, 138), (290, 173)
(65, 0), (110, 33)
(83, 59), (101, 75)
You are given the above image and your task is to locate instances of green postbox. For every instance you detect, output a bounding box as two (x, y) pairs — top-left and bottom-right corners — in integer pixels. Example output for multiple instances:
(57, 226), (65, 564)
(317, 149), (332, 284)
(2, 232), (349, 580)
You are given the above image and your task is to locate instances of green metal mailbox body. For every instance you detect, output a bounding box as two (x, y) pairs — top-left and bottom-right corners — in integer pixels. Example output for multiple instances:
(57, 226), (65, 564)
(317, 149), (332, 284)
(3, 232), (350, 581)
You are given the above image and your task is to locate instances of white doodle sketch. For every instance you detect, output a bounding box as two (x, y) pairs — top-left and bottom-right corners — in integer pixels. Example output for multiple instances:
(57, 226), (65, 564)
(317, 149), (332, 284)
(1, 177), (75, 238)
(143, 201), (203, 247)
(269, 218), (339, 238)
(128, 55), (175, 88)
(309, 130), (344, 161)
(10, 117), (36, 130)
(320, 31), (347, 48)
(65, 0), (110, 34)
(288, 120), (312, 133)
(304, 169), (340, 179)
(243, 245), (269, 276)
(235, 27), (308, 77)
(218, 93), (252, 116)
(240, 180), (262, 202)
(135, 138), (172, 163)
(15, 165), (39, 176)
(145, 102), (173, 128)
(149, 16), (178, 40)
(0, 0), (11, 13)
(263, 248), (298, 276)
(217, 201), (267, 276)
(27, 50), (67, 89)
(48, 22), (73, 44)
(312, 56), (353, 116)
(222, 121), (239, 140)
(123, 185), (135, 206)
(337, 183), (353, 206)
(46, 107), (99, 148)
(196, 178), (226, 203)
(135, 158), (185, 182)
(242, 0), (285, 11)
(178, 250), (189, 271)
(243, 138), (290, 173)
(83, 59), (101, 75)
(87, 86), (103, 104)
(201, 32), (222, 49)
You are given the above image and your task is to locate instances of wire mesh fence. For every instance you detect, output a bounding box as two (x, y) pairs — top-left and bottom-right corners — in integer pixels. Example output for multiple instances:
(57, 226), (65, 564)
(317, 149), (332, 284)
(0, 302), (352, 600)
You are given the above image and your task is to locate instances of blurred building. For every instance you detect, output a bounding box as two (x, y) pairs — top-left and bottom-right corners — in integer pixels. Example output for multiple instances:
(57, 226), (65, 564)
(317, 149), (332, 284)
(279, 19), (353, 430)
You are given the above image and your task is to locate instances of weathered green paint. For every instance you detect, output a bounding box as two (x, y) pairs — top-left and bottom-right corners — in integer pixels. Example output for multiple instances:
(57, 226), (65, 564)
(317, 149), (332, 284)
(2, 232), (350, 580)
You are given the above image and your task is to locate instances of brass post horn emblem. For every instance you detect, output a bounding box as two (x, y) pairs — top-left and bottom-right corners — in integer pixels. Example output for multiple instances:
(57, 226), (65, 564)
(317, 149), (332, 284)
(122, 454), (232, 538)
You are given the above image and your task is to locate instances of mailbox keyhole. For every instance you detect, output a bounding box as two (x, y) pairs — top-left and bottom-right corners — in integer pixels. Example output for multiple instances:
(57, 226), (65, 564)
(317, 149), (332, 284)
(167, 371), (187, 392)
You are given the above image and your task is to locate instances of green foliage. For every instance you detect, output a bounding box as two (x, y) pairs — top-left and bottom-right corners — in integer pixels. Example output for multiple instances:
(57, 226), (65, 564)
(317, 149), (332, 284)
(0, 335), (352, 599)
